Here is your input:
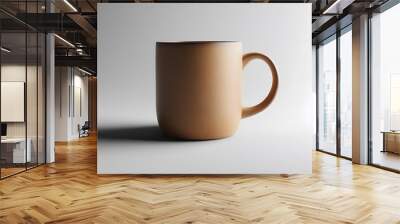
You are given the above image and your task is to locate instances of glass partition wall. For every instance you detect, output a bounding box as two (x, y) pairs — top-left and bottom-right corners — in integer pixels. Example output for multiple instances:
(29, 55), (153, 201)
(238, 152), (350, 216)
(316, 26), (352, 159)
(370, 3), (400, 171)
(0, 31), (27, 177)
(0, 2), (46, 179)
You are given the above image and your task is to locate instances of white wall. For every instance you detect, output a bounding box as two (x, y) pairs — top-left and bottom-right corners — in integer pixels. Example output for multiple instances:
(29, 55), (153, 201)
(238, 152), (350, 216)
(55, 67), (89, 141)
(98, 3), (313, 174)
(55, 67), (69, 141)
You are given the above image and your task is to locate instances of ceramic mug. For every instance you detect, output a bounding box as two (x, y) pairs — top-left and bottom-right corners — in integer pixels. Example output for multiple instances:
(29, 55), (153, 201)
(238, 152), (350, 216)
(156, 41), (278, 140)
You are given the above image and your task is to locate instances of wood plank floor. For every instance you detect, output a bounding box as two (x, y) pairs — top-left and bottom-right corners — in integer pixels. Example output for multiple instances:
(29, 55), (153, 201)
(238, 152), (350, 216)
(1, 167), (26, 178)
(1, 135), (400, 224)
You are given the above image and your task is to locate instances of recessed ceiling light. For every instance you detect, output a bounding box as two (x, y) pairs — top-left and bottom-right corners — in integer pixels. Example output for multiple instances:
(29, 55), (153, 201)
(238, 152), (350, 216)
(63, 0), (78, 12)
(78, 67), (93, 76)
(54, 34), (75, 48)
(322, 0), (354, 14)
(1, 47), (11, 53)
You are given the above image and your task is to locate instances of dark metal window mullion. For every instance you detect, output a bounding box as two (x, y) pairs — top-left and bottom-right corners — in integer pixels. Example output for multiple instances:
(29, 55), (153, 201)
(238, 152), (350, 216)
(36, 0), (39, 167)
(336, 29), (342, 157)
(44, 0), (47, 164)
(316, 45), (320, 150)
(367, 11), (373, 165)
(25, 0), (28, 171)
(34, 0), (38, 168)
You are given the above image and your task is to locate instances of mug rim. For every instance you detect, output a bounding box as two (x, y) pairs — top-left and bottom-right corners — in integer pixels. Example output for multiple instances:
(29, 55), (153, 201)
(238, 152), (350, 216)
(157, 41), (241, 46)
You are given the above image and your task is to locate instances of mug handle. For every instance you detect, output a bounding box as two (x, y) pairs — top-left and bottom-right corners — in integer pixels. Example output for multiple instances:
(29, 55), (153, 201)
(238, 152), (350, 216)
(242, 52), (279, 118)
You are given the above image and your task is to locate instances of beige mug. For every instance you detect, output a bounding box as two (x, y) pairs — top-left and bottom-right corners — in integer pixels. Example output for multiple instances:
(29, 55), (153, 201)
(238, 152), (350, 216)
(156, 41), (278, 140)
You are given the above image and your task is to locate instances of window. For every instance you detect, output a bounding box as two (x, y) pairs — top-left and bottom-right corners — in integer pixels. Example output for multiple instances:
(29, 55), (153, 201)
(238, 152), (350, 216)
(317, 26), (353, 159)
(318, 36), (337, 154)
(370, 3), (400, 171)
(340, 29), (352, 158)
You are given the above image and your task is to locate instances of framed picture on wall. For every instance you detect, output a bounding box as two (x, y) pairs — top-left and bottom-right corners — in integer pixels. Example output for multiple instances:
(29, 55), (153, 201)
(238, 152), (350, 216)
(1, 81), (25, 122)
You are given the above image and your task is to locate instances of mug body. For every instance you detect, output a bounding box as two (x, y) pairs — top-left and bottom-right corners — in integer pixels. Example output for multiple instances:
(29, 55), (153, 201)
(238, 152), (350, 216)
(156, 41), (242, 140)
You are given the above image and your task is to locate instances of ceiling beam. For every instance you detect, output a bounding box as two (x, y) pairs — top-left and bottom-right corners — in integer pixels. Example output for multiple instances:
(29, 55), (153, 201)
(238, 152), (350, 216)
(67, 13), (97, 46)
(55, 55), (96, 72)
(322, 0), (356, 14)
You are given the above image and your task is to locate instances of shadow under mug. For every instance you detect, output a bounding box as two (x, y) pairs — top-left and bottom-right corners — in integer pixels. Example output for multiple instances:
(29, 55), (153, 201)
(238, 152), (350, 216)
(156, 41), (278, 140)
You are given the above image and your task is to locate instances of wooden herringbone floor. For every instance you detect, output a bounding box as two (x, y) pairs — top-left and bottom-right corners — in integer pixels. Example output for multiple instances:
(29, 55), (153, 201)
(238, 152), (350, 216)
(1, 135), (400, 224)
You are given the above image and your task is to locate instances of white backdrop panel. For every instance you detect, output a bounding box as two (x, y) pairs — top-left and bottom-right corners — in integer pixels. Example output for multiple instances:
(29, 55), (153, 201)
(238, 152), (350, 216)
(98, 3), (313, 174)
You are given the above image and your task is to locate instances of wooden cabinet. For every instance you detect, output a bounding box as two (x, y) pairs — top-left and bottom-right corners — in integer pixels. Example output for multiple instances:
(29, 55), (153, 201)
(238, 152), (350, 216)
(382, 132), (400, 154)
